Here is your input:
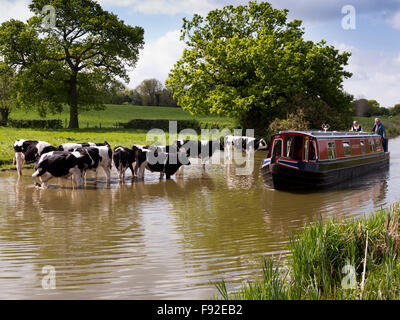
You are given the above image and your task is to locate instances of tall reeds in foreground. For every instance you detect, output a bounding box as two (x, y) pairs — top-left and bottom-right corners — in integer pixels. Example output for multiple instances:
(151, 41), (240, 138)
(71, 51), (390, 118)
(216, 202), (400, 300)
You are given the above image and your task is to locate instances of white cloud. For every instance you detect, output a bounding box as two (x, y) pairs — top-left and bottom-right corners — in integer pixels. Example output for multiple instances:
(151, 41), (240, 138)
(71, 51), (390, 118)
(127, 29), (185, 88)
(97, 0), (400, 23)
(394, 52), (400, 65)
(336, 42), (400, 107)
(0, 0), (32, 23)
(386, 10), (400, 29)
(97, 0), (243, 15)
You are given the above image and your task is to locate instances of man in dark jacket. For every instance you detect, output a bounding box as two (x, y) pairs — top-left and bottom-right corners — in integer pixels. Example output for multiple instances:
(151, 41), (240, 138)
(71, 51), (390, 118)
(371, 118), (388, 152)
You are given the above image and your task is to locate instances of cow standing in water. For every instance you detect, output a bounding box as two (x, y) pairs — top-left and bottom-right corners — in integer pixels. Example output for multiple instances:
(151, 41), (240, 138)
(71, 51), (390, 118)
(181, 140), (224, 169)
(32, 151), (90, 188)
(224, 136), (268, 160)
(13, 140), (57, 176)
(73, 145), (113, 183)
(135, 145), (191, 180)
(58, 142), (112, 182)
(112, 146), (139, 182)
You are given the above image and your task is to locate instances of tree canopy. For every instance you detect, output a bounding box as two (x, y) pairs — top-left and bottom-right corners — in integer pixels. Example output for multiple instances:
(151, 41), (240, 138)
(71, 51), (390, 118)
(0, 0), (144, 128)
(166, 1), (354, 136)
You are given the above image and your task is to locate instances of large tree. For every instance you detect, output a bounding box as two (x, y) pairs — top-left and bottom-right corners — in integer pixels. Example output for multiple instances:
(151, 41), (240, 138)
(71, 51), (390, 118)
(0, 61), (16, 126)
(135, 78), (164, 106)
(0, 0), (144, 128)
(166, 1), (353, 135)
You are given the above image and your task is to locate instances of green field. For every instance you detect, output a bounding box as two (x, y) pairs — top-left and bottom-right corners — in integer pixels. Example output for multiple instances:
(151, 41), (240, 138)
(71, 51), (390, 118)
(1, 104), (234, 169)
(10, 104), (233, 128)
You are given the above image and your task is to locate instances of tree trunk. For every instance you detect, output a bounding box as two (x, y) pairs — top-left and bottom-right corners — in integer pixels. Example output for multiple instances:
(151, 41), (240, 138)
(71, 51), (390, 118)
(0, 108), (10, 126)
(68, 75), (79, 129)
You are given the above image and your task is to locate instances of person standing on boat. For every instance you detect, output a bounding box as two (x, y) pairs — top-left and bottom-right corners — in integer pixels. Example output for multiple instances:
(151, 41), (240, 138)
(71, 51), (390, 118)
(372, 118), (388, 152)
(350, 121), (362, 132)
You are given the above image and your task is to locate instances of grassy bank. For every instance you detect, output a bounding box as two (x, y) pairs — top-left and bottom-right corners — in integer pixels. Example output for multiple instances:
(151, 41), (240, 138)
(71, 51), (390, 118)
(1, 104), (234, 169)
(9, 104), (234, 128)
(0, 125), (218, 168)
(0, 127), (150, 168)
(217, 203), (400, 300)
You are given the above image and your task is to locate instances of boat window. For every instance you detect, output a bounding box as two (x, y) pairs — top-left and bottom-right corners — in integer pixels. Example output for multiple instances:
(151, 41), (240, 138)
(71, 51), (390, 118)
(376, 139), (381, 151)
(284, 136), (303, 160)
(309, 141), (317, 161)
(360, 140), (366, 154)
(304, 139), (308, 161)
(343, 141), (351, 157)
(285, 136), (293, 158)
(369, 139), (375, 152)
(272, 139), (282, 157)
(328, 142), (336, 160)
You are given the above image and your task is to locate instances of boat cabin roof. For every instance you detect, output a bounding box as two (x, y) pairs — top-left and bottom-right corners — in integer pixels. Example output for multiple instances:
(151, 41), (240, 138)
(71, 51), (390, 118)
(276, 130), (381, 139)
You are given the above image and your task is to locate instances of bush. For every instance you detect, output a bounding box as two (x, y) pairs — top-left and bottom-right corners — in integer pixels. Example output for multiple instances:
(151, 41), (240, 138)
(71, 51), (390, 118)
(268, 109), (310, 133)
(7, 119), (63, 129)
(390, 104), (400, 116)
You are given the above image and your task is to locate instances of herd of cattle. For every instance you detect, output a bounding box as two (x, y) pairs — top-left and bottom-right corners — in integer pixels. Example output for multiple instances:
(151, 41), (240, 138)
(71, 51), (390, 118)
(12, 137), (268, 188)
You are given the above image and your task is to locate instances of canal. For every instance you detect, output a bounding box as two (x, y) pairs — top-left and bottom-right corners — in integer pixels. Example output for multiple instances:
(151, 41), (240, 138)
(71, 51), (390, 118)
(0, 137), (399, 299)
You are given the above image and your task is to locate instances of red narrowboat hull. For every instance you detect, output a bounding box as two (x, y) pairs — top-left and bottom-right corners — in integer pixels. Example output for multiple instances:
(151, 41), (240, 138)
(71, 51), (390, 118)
(260, 130), (390, 190)
(261, 152), (389, 190)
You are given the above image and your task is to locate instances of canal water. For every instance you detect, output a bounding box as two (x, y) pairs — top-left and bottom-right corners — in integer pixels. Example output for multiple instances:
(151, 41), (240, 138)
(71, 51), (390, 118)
(0, 137), (399, 299)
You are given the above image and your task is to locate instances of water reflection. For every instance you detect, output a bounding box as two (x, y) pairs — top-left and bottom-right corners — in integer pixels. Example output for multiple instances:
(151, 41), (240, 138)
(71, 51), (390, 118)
(0, 139), (398, 299)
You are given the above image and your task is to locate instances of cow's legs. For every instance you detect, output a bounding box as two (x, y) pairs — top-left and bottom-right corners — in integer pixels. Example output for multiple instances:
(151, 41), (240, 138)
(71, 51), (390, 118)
(134, 162), (139, 177)
(130, 162), (136, 179)
(32, 169), (41, 186)
(118, 167), (127, 183)
(102, 165), (111, 183)
(176, 165), (184, 177)
(137, 162), (146, 180)
(39, 172), (52, 189)
(72, 169), (84, 188)
(15, 152), (25, 176)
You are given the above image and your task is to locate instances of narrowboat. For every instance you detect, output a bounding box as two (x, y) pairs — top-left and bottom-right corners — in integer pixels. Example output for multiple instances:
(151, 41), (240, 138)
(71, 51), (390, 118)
(261, 130), (390, 190)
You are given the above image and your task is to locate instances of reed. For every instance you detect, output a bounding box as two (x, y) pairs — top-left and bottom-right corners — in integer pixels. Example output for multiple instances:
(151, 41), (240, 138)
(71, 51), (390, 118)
(216, 203), (400, 300)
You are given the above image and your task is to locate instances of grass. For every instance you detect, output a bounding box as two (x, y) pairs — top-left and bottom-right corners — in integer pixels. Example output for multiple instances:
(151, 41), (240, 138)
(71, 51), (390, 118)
(216, 203), (400, 300)
(0, 127), (149, 167)
(9, 104), (234, 128)
(1, 104), (234, 168)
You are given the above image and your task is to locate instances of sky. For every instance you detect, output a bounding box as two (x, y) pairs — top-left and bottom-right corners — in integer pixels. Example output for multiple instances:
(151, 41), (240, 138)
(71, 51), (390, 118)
(1, 0), (400, 107)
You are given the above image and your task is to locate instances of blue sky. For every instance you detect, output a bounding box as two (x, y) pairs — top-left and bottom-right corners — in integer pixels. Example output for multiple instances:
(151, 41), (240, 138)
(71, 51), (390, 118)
(1, 0), (400, 107)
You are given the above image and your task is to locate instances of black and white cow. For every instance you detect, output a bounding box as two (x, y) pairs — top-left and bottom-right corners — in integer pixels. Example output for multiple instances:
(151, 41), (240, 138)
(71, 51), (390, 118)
(57, 141), (110, 152)
(181, 140), (224, 169)
(32, 151), (90, 188)
(112, 146), (137, 182)
(73, 145), (113, 182)
(135, 145), (190, 180)
(224, 136), (268, 159)
(13, 139), (57, 176)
